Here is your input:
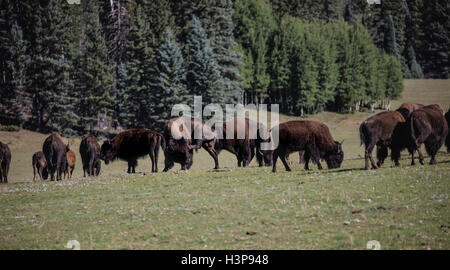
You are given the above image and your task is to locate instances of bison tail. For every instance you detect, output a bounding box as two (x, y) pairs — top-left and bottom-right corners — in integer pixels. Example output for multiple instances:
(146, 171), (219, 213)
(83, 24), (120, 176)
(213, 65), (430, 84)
(359, 122), (367, 147)
(409, 116), (419, 148)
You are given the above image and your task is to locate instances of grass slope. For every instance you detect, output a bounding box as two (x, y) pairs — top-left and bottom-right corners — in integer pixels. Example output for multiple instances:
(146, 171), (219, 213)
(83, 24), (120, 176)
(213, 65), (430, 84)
(0, 79), (449, 249)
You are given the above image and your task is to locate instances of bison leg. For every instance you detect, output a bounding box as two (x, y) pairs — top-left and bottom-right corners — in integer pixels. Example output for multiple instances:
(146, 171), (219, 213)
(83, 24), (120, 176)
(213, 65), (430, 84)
(304, 151), (311, 170)
(153, 143), (159, 173)
(186, 150), (194, 170)
(274, 148), (291, 172)
(298, 151), (305, 164)
(376, 145), (388, 168)
(163, 156), (174, 172)
(272, 149), (279, 173)
(149, 151), (156, 173)
(127, 159), (137, 174)
(279, 154), (292, 172)
(364, 143), (378, 170)
(306, 144), (322, 170)
(33, 164), (37, 181)
(417, 148), (425, 165)
(203, 145), (219, 169)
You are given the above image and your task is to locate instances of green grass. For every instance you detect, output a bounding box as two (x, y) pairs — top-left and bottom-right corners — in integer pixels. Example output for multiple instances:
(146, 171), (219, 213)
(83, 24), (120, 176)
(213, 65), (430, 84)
(0, 79), (449, 249)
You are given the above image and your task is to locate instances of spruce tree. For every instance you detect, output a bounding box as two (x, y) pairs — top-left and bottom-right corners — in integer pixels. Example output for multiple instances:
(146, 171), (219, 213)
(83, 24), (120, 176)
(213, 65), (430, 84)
(186, 16), (224, 105)
(149, 29), (188, 130)
(76, 0), (114, 133)
(123, 2), (153, 128)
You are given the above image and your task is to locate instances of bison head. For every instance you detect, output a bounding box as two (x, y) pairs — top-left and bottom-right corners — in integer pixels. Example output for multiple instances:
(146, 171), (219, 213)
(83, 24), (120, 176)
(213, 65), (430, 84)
(100, 140), (116, 164)
(165, 138), (192, 168)
(257, 149), (273, 166)
(325, 141), (344, 169)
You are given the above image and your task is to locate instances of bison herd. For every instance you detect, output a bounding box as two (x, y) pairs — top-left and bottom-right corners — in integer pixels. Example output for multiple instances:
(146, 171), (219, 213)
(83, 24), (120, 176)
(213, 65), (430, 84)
(0, 104), (449, 183)
(360, 103), (449, 170)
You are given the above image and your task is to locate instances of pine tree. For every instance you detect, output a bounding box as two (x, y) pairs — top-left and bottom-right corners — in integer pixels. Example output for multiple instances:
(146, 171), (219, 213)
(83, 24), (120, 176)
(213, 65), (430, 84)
(186, 16), (224, 105)
(149, 29), (188, 130)
(26, 0), (76, 134)
(76, 0), (114, 133)
(123, 2), (153, 128)
(233, 0), (275, 104)
(0, 19), (30, 126)
(204, 0), (243, 104)
(420, 0), (449, 78)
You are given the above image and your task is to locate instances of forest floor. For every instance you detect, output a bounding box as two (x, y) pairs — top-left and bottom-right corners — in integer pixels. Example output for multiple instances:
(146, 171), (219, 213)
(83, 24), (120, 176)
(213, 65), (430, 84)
(0, 79), (449, 249)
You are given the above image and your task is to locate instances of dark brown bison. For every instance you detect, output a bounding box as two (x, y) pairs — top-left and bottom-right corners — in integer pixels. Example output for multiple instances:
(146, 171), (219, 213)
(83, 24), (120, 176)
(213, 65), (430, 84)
(0, 141), (11, 183)
(406, 104), (448, 165)
(32, 151), (48, 181)
(64, 149), (76, 179)
(396, 102), (424, 119)
(163, 117), (217, 171)
(214, 117), (272, 167)
(100, 129), (163, 173)
(360, 111), (406, 169)
(445, 108), (450, 153)
(272, 120), (343, 172)
(80, 135), (101, 177)
(43, 132), (68, 181)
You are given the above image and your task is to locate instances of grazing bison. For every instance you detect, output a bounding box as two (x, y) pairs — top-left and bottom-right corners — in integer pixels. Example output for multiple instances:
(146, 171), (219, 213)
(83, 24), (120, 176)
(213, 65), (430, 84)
(43, 132), (68, 181)
(64, 149), (76, 179)
(272, 120), (343, 172)
(0, 141), (11, 183)
(445, 108), (450, 153)
(163, 117), (217, 171)
(80, 135), (101, 177)
(406, 104), (448, 165)
(32, 151), (48, 181)
(100, 129), (163, 173)
(396, 102), (424, 119)
(214, 117), (272, 167)
(359, 111), (406, 169)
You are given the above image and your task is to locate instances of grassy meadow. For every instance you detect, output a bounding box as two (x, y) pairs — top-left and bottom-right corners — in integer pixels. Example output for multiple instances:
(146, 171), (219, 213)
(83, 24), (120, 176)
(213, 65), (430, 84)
(0, 79), (449, 249)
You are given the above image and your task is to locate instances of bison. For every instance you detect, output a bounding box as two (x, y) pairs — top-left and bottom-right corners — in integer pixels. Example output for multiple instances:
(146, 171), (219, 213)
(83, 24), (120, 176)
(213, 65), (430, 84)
(163, 117), (217, 171)
(396, 102), (424, 119)
(214, 117), (272, 167)
(100, 129), (163, 173)
(445, 108), (450, 153)
(32, 151), (48, 181)
(43, 132), (68, 181)
(0, 141), (11, 183)
(64, 149), (76, 179)
(406, 104), (448, 165)
(272, 120), (343, 172)
(80, 135), (101, 177)
(359, 111), (406, 169)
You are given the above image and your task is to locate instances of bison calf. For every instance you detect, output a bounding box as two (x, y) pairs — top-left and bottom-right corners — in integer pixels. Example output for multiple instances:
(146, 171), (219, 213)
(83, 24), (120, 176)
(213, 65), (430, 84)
(407, 104), (448, 165)
(100, 129), (163, 173)
(43, 132), (68, 181)
(0, 141), (11, 183)
(32, 151), (48, 181)
(80, 135), (101, 177)
(272, 120), (343, 172)
(65, 149), (76, 179)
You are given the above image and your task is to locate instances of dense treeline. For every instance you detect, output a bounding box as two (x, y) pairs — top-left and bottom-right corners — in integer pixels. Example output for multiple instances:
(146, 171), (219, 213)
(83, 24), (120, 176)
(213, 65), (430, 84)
(0, 0), (447, 136)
